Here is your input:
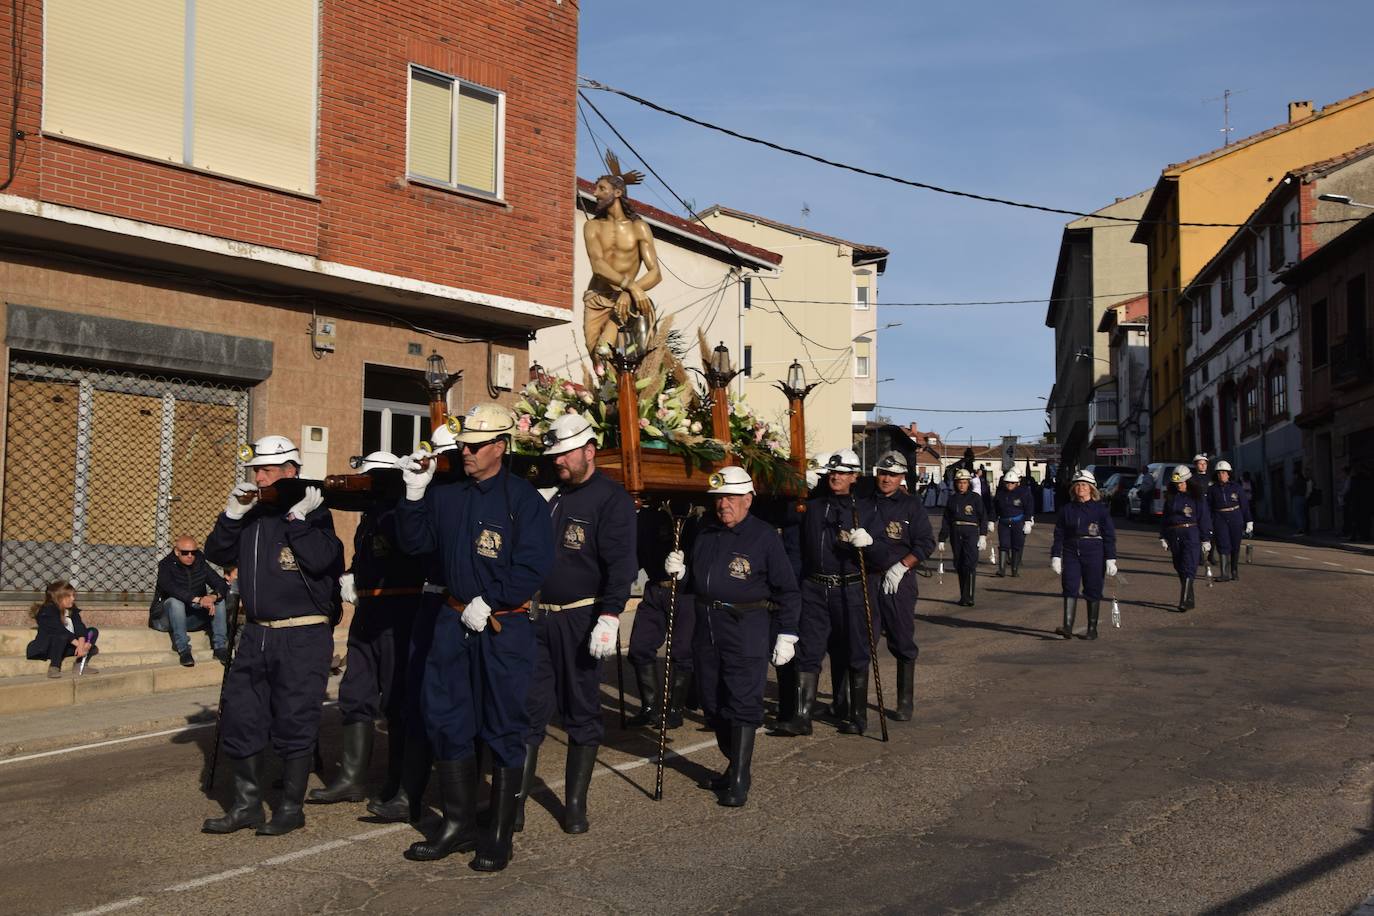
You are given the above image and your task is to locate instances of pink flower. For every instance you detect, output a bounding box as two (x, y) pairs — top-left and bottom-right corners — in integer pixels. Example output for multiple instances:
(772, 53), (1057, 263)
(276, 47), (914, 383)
(754, 427), (765, 443)
(638, 417), (650, 429)
(656, 407), (669, 420)
(594, 364), (605, 377)
(580, 391), (594, 405)
(517, 414), (532, 432)
(562, 383), (577, 396)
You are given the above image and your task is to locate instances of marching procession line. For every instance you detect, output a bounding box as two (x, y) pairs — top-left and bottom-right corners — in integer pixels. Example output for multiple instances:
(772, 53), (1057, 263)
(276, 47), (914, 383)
(68, 733), (727, 915)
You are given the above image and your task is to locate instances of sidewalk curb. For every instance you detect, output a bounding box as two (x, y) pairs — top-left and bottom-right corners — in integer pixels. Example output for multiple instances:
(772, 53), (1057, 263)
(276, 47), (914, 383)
(1252, 527), (1374, 558)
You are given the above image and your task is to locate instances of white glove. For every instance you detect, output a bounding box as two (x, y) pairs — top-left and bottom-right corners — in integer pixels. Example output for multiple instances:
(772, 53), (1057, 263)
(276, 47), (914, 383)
(288, 485), (323, 520)
(664, 550), (686, 580)
(882, 561), (906, 595)
(224, 482), (257, 520)
(987, 521), (996, 534)
(1201, 541), (1212, 555)
(977, 535), (987, 551)
(1245, 521), (1254, 536)
(847, 528), (874, 548)
(771, 634), (798, 667)
(400, 449), (436, 501)
(1160, 538), (1170, 552)
(1106, 559), (1118, 578)
(587, 614), (619, 659)
(339, 573), (357, 605)
(1022, 521), (1033, 535)
(461, 595), (492, 632)
(1051, 557), (1062, 575)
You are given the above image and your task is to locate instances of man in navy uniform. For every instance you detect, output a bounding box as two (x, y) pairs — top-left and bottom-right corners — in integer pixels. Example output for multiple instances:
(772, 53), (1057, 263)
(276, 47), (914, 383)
(773, 449), (876, 738)
(665, 466), (799, 806)
(397, 404), (553, 873)
(940, 468), (987, 607)
(309, 451), (427, 808)
(865, 452), (935, 722)
(990, 469), (1035, 577)
(515, 412), (636, 836)
(625, 505), (696, 730)
(202, 435), (344, 838)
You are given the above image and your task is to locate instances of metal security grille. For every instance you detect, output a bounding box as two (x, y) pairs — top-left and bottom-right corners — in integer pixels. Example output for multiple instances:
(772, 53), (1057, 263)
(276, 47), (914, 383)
(1, 359), (249, 601)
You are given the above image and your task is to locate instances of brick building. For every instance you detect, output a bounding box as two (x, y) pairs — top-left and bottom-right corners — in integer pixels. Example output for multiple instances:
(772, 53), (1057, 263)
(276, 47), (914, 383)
(0, 1), (578, 599)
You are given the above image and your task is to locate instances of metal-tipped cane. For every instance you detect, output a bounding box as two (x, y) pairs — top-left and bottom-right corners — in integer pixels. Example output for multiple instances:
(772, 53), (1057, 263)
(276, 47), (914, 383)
(655, 501), (690, 801)
(615, 628), (626, 729)
(204, 590), (242, 792)
(937, 542), (945, 585)
(1112, 570), (1127, 629)
(850, 498), (889, 743)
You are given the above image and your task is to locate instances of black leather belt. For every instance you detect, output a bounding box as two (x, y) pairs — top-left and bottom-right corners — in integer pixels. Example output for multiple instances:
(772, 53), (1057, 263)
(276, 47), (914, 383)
(807, 573), (863, 587)
(1218, 507), (1239, 512)
(706, 599), (772, 620)
(1168, 523), (1196, 529)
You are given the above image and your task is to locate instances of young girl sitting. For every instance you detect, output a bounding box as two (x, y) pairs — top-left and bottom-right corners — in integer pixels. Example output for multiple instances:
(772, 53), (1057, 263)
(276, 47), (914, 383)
(26, 580), (99, 678)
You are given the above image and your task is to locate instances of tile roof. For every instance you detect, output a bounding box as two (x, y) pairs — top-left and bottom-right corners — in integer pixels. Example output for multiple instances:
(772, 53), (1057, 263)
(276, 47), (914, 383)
(576, 179), (782, 267)
(695, 204), (889, 259)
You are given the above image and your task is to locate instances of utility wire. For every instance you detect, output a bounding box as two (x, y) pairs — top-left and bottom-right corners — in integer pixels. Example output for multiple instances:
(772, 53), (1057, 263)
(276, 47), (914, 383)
(579, 77), (1364, 230)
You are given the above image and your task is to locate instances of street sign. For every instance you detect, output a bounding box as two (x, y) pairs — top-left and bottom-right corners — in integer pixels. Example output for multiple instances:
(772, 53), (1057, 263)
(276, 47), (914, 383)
(1096, 447), (1136, 457)
(1000, 436), (1017, 472)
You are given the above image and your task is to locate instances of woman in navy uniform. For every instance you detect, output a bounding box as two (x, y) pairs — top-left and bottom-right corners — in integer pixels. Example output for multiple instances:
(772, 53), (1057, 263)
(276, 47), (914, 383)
(202, 435), (344, 838)
(1207, 459), (1252, 581)
(940, 468), (987, 607)
(1160, 465), (1212, 613)
(397, 404), (554, 873)
(1049, 471), (1118, 639)
(991, 469), (1035, 577)
(865, 451), (935, 721)
(665, 465), (800, 807)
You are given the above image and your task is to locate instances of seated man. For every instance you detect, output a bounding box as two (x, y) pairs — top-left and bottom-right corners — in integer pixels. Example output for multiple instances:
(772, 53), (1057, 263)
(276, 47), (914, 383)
(155, 534), (230, 667)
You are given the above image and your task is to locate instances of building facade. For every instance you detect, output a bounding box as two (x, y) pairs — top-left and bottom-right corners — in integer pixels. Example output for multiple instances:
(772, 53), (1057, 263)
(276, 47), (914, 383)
(1097, 295), (1150, 464)
(1135, 91), (1374, 463)
(699, 205), (889, 458)
(0, 1), (578, 599)
(1045, 190), (1151, 471)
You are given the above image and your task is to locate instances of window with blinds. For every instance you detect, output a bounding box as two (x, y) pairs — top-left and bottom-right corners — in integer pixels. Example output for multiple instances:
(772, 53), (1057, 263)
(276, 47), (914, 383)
(43, 0), (317, 194)
(408, 66), (503, 198)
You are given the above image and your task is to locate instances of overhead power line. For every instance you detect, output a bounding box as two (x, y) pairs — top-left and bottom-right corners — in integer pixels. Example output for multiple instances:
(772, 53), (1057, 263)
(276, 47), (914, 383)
(579, 77), (1364, 231)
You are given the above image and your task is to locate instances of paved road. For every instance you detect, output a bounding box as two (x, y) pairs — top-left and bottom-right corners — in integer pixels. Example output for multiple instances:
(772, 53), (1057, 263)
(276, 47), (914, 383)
(4, 519), (1374, 915)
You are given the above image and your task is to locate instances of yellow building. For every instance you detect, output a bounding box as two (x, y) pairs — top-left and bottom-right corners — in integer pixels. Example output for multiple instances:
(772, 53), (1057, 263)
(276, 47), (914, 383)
(1134, 90), (1374, 460)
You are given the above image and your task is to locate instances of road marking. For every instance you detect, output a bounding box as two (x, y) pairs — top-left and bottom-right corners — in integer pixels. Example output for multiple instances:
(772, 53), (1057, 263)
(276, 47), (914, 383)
(261, 839), (352, 866)
(1291, 554), (1311, 560)
(71, 899), (145, 916)
(0, 723), (215, 767)
(162, 866), (256, 892)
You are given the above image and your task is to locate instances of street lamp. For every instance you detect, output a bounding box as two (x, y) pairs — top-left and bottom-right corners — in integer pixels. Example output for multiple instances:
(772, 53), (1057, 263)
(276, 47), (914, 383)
(424, 350), (463, 428)
(773, 358), (821, 493)
(852, 321), (903, 341)
(1318, 193), (1374, 210)
(703, 342), (740, 457)
(607, 322), (652, 495)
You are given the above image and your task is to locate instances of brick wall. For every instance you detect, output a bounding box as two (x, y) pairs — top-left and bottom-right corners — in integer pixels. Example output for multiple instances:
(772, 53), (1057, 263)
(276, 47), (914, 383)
(0, 0), (578, 310)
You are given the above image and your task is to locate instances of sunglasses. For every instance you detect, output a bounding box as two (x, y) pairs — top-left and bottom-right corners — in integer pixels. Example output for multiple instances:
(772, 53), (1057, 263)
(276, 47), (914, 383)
(459, 438), (501, 453)
(176, 549), (196, 556)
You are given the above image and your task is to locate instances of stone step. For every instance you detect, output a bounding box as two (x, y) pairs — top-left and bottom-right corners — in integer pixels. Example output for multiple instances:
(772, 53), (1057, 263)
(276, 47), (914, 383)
(0, 607), (148, 628)
(0, 661), (224, 716)
(0, 626), (189, 657)
(0, 645), (219, 678)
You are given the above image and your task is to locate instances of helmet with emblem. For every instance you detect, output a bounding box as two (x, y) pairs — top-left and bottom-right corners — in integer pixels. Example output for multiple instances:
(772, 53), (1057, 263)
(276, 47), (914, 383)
(1171, 465), (1193, 483)
(542, 412), (596, 456)
(706, 465), (754, 495)
(1071, 469), (1096, 486)
(1003, 469), (1021, 483)
(429, 416), (461, 454)
(352, 451), (399, 473)
(827, 449), (861, 473)
(240, 435), (301, 467)
(455, 403), (515, 444)
(874, 451), (908, 474)
(1214, 459), (1232, 472)
(953, 468), (973, 482)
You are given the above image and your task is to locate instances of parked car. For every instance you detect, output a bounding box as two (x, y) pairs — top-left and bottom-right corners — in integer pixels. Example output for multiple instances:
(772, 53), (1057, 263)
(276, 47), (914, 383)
(1082, 464), (1135, 485)
(1100, 472), (1139, 516)
(1127, 462), (1183, 521)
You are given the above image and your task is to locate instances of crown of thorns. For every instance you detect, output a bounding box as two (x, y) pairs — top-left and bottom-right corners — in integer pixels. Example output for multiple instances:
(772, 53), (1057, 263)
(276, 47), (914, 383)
(601, 151), (644, 186)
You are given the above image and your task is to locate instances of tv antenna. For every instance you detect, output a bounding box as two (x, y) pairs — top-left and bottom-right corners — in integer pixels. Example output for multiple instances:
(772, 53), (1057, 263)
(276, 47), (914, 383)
(1203, 88), (1251, 147)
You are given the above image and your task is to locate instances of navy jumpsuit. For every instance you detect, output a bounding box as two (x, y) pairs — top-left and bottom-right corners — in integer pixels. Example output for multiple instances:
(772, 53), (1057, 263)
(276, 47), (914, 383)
(1161, 490), (1212, 579)
(1208, 480), (1251, 561)
(865, 488), (935, 660)
(1051, 499), (1116, 600)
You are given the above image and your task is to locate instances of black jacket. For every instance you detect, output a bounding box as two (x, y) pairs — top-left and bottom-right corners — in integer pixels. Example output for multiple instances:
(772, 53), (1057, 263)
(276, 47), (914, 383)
(27, 603), (90, 658)
(205, 502), (344, 623)
(155, 551), (228, 607)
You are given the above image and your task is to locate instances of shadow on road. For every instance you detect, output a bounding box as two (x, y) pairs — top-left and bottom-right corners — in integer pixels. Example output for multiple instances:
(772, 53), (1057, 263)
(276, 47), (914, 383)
(916, 612), (1059, 640)
(1197, 829), (1374, 915)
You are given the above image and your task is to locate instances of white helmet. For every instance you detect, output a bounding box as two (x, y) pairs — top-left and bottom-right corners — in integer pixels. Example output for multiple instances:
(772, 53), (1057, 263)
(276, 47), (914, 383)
(953, 468), (973, 482)
(707, 465), (754, 495)
(827, 449), (861, 473)
(1171, 465), (1193, 483)
(1004, 470), (1021, 484)
(1192, 453), (1209, 465)
(542, 412), (596, 456)
(1215, 460), (1233, 472)
(240, 435), (300, 467)
(874, 451), (908, 474)
(354, 451), (399, 473)
(810, 452), (833, 476)
(1071, 470), (1097, 486)
(455, 403), (515, 444)
(430, 416), (460, 454)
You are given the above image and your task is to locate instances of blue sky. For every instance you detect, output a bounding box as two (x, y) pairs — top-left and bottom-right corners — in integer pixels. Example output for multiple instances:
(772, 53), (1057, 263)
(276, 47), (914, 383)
(576, 1), (1374, 445)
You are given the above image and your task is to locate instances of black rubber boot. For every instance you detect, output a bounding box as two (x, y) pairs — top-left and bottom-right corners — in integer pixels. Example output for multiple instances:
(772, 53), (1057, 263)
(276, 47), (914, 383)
(258, 754), (311, 836)
(1011, 549), (1022, 577)
(561, 744), (597, 835)
(373, 718), (406, 806)
(1056, 597), (1077, 639)
(1218, 555), (1230, 583)
(770, 670), (817, 737)
(1230, 552), (1241, 581)
(624, 662), (660, 728)
(708, 726), (733, 790)
(665, 668), (692, 729)
(202, 753), (265, 834)
(512, 743), (539, 833)
(367, 731), (430, 823)
(1177, 575), (1189, 613)
(892, 657), (915, 722)
(1184, 578), (1196, 610)
(405, 756), (479, 860)
(718, 726), (755, 807)
(956, 571), (969, 606)
(967, 570), (977, 607)
(308, 720), (372, 804)
(995, 551), (1006, 577)
(774, 662), (798, 725)
(1085, 601), (1100, 640)
(822, 663), (849, 722)
(838, 668), (868, 735)
(470, 766), (520, 872)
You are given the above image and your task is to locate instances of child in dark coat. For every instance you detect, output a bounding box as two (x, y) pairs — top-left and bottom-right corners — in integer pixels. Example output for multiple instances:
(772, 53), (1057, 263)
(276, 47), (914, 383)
(26, 580), (99, 677)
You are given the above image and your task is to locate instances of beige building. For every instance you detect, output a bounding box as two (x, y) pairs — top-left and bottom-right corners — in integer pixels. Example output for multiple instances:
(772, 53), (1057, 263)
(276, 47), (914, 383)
(531, 182), (782, 384)
(699, 206), (890, 460)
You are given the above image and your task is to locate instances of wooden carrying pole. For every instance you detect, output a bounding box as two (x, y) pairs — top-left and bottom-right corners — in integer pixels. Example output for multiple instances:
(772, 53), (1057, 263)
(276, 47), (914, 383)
(617, 366), (644, 496)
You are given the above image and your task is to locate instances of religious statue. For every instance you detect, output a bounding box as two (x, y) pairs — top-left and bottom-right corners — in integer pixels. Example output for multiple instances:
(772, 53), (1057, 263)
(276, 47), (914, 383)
(583, 152), (661, 360)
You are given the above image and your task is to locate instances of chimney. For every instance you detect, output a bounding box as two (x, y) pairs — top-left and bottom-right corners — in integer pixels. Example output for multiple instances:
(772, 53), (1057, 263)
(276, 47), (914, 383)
(1288, 100), (1314, 124)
